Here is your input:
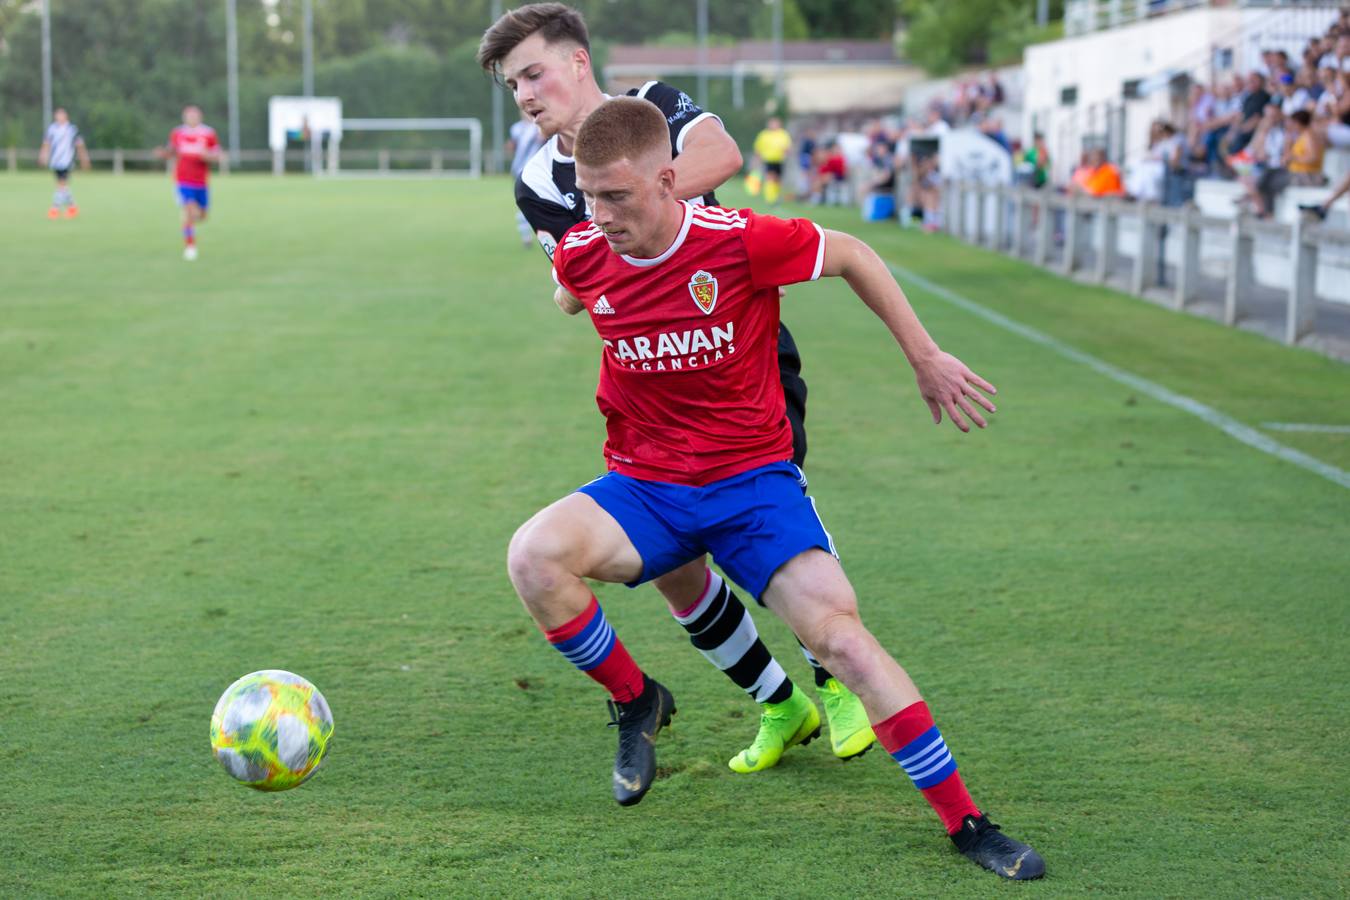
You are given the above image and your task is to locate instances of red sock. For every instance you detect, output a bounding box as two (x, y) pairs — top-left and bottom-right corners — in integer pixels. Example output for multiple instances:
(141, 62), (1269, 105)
(543, 596), (645, 703)
(873, 701), (981, 834)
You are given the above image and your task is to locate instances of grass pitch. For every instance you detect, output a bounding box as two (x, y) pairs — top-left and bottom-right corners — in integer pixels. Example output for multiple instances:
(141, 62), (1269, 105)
(1, 173), (1347, 897)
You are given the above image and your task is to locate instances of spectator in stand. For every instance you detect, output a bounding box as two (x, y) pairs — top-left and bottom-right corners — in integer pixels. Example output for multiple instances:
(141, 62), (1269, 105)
(985, 71), (1006, 106)
(1127, 121), (1184, 202)
(1225, 71), (1273, 157)
(1187, 82), (1216, 144)
(1315, 66), (1342, 117)
(1317, 33), (1349, 72)
(1235, 103), (1285, 215)
(1200, 80), (1241, 168)
(795, 126), (818, 200)
(910, 152), (942, 232)
(1070, 147), (1125, 198)
(810, 140), (848, 205)
(978, 115), (1011, 153)
(1248, 109), (1324, 219)
(862, 132), (898, 220)
(1018, 132), (1051, 189)
(1276, 71), (1311, 116)
(921, 106), (951, 137)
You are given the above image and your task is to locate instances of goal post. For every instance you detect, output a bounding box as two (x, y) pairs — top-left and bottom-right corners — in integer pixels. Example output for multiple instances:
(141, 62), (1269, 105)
(328, 118), (482, 178)
(267, 97), (482, 177)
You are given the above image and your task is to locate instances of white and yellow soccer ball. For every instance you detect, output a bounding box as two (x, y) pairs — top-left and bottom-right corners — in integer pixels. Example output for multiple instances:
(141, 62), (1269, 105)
(210, 670), (334, 791)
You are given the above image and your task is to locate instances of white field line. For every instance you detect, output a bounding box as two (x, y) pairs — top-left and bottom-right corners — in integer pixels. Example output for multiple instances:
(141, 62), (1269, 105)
(1261, 423), (1350, 434)
(887, 263), (1350, 491)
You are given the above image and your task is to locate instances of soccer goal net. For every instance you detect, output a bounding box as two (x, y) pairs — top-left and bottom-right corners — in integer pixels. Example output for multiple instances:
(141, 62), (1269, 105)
(328, 118), (482, 178)
(267, 99), (481, 177)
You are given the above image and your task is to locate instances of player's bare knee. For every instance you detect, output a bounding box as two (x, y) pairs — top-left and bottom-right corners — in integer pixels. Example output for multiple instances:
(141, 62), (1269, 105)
(506, 519), (569, 596)
(810, 609), (871, 676)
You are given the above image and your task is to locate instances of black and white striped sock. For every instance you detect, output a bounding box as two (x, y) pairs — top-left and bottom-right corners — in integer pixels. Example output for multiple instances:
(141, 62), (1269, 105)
(796, 639), (836, 688)
(671, 570), (793, 705)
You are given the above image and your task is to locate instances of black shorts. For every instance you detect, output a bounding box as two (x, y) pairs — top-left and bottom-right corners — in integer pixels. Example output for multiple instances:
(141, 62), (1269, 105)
(53, 168), (70, 181)
(765, 162), (784, 177)
(777, 323), (809, 466)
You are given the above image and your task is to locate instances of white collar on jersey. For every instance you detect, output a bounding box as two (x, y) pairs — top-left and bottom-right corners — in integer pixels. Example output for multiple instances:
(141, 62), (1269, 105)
(621, 201), (693, 268)
(548, 135), (573, 164)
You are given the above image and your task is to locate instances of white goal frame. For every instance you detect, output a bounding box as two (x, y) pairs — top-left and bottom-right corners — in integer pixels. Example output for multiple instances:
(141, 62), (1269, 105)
(325, 118), (482, 179)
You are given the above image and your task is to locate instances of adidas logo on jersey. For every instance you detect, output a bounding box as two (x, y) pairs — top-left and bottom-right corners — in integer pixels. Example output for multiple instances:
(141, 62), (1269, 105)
(592, 295), (616, 315)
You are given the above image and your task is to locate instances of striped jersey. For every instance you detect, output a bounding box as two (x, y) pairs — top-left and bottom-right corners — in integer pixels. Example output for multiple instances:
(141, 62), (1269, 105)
(551, 202), (825, 486)
(515, 81), (720, 260)
(44, 122), (81, 171)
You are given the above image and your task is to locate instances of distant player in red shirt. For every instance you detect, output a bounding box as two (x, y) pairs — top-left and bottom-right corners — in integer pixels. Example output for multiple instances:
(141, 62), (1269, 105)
(511, 98), (1044, 881)
(156, 106), (219, 261)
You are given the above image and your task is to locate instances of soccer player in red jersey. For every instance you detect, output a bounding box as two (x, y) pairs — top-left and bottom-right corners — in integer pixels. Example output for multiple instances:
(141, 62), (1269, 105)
(509, 98), (1044, 880)
(479, 1), (877, 779)
(157, 106), (219, 261)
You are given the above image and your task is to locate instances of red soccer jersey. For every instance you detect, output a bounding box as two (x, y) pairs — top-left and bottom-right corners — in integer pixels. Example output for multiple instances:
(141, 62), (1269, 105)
(169, 125), (218, 187)
(552, 202), (825, 486)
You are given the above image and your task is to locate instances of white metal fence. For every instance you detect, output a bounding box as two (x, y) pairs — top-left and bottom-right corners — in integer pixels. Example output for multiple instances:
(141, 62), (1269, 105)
(933, 179), (1350, 348)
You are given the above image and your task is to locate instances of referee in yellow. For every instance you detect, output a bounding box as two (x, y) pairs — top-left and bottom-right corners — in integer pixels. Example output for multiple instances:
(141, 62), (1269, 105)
(752, 116), (792, 205)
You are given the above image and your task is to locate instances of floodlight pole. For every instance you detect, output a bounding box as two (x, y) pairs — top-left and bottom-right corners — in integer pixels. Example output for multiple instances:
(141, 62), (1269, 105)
(41, 0), (53, 125)
(303, 0), (315, 172)
(302, 0), (314, 97)
(226, 0), (240, 166)
(1037, 0), (1049, 29)
(491, 0), (505, 175)
(772, 0), (784, 103)
(696, 0), (709, 109)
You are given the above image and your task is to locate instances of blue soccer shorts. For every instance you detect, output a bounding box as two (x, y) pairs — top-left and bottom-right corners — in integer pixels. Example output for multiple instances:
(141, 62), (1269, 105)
(176, 184), (209, 210)
(576, 460), (838, 602)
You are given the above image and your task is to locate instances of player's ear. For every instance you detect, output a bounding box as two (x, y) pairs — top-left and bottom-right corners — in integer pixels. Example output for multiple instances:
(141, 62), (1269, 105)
(656, 162), (677, 197)
(571, 46), (591, 81)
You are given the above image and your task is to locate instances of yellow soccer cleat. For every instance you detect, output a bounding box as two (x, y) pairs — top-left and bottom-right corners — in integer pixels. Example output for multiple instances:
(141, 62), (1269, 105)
(728, 684), (821, 773)
(818, 677), (876, 760)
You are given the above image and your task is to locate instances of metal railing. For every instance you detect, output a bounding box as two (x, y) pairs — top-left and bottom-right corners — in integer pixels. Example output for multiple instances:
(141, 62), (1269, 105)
(1064, 0), (1339, 36)
(934, 179), (1350, 346)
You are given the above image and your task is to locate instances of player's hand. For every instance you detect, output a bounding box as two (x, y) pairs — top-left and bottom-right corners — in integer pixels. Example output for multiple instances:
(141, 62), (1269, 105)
(912, 351), (997, 432)
(554, 286), (584, 315)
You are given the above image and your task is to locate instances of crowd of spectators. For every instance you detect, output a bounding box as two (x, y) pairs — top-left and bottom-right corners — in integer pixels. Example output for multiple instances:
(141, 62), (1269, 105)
(1113, 8), (1350, 217)
(751, 7), (1350, 226)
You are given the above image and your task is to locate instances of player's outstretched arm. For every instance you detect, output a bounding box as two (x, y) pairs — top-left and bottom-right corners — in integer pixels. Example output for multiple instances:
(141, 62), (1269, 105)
(819, 229), (997, 432)
(671, 118), (743, 201)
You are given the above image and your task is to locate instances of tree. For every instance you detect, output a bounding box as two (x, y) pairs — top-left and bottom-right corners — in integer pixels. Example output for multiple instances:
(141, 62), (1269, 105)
(900, 0), (1064, 75)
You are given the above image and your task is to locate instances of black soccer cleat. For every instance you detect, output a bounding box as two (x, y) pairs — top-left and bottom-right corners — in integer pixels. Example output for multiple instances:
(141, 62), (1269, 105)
(950, 814), (1045, 881)
(607, 675), (676, 807)
(1298, 203), (1328, 221)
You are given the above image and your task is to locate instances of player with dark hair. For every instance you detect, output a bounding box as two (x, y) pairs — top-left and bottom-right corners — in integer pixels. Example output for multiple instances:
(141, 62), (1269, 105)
(156, 106), (219, 261)
(479, 2), (877, 782)
(508, 96), (1044, 880)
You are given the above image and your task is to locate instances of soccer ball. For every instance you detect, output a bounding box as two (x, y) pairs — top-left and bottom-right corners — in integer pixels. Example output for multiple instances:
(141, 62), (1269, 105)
(210, 669), (334, 791)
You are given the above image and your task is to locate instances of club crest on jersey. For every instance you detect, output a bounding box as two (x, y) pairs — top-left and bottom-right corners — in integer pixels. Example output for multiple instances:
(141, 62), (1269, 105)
(688, 270), (718, 315)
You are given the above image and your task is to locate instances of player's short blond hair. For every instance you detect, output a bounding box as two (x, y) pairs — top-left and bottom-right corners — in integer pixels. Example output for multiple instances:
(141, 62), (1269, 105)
(574, 97), (670, 169)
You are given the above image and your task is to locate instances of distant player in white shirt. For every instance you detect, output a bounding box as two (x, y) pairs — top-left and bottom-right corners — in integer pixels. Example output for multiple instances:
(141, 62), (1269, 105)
(507, 112), (545, 247)
(38, 108), (91, 219)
